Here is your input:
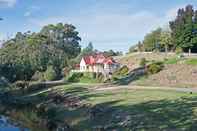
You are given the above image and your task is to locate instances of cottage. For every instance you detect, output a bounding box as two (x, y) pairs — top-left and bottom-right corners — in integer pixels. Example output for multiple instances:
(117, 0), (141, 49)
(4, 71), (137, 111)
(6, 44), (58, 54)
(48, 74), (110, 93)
(77, 53), (120, 74)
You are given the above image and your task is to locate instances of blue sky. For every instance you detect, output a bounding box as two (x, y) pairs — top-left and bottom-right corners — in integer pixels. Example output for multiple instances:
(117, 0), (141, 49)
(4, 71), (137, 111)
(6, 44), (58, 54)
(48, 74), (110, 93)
(0, 0), (196, 52)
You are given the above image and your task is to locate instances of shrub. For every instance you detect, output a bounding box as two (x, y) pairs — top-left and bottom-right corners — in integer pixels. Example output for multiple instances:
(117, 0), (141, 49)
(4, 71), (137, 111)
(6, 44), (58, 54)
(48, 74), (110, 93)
(44, 66), (57, 81)
(0, 76), (9, 86)
(31, 71), (45, 82)
(96, 73), (105, 82)
(67, 72), (104, 83)
(83, 72), (96, 79)
(140, 58), (147, 67)
(112, 76), (119, 81)
(112, 65), (129, 82)
(14, 80), (29, 89)
(114, 65), (129, 76)
(175, 47), (183, 54)
(147, 62), (164, 75)
(67, 72), (83, 82)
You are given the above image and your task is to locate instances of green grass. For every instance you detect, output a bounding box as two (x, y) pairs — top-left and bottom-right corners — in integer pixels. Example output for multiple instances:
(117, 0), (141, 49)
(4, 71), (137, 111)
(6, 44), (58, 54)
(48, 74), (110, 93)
(185, 58), (197, 65)
(10, 83), (197, 130)
(79, 77), (100, 83)
(67, 72), (104, 84)
(48, 84), (197, 130)
(164, 57), (179, 64)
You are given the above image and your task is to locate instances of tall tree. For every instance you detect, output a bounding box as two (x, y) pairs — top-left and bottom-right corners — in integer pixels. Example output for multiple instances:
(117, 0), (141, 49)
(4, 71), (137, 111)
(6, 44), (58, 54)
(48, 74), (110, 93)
(160, 30), (172, 53)
(137, 41), (144, 52)
(0, 23), (81, 82)
(143, 28), (162, 51)
(170, 5), (197, 53)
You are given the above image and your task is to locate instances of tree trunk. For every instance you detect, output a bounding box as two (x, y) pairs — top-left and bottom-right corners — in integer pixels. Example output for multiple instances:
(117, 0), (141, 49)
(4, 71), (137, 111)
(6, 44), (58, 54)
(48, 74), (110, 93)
(189, 48), (191, 56)
(165, 45), (168, 54)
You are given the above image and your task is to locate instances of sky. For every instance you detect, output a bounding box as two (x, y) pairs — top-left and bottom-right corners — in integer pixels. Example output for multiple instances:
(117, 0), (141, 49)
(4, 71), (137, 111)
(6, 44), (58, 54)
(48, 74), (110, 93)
(0, 0), (196, 52)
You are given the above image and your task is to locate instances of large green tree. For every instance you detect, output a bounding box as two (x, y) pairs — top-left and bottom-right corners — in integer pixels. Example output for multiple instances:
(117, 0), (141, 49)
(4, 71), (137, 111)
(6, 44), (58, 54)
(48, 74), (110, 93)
(160, 29), (172, 53)
(170, 5), (197, 53)
(143, 28), (162, 52)
(0, 23), (81, 82)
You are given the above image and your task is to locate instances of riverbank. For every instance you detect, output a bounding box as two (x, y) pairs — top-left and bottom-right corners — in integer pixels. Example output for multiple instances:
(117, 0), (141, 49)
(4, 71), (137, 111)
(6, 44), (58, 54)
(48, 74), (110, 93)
(2, 83), (197, 130)
(0, 115), (30, 131)
(0, 83), (76, 131)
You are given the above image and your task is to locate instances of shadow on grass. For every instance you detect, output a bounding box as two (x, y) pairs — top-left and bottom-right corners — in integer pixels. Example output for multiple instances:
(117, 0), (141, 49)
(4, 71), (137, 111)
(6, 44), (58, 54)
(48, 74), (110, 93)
(74, 96), (197, 131)
(115, 67), (145, 85)
(4, 83), (197, 130)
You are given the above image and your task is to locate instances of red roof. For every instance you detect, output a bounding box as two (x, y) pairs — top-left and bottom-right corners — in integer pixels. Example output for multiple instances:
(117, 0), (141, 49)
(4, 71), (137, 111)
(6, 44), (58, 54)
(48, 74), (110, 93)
(104, 58), (114, 64)
(82, 54), (116, 65)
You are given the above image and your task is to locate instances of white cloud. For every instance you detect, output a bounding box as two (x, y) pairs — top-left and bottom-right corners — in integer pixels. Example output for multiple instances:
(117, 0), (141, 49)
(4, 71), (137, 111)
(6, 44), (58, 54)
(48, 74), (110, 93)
(0, 0), (16, 7)
(28, 5), (188, 51)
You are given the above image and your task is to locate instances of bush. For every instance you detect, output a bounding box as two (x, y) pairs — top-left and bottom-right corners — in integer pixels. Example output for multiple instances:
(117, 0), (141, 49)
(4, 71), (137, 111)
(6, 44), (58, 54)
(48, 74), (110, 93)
(140, 58), (147, 67)
(113, 65), (129, 76)
(83, 72), (96, 79)
(175, 47), (183, 54)
(96, 73), (105, 82)
(67, 72), (83, 82)
(67, 72), (105, 83)
(0, 76), (9, 88)
(112, 76), (119, 81)
(112, 65), (129, 82)
(31, 71), (45, 82)
(44, 66), (57, 81)
(147, 62), (164, 75)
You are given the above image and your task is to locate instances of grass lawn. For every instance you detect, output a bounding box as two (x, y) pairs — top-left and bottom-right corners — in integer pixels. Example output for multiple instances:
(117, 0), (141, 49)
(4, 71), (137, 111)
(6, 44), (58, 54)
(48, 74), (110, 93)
(164, 57), (180, 64)
(29, 84), (197, 131)
(185, 58), (197, 65)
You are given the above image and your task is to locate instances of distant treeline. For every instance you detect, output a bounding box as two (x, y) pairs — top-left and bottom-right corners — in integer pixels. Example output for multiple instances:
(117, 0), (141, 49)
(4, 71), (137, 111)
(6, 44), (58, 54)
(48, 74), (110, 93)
(129, 5), (197, 53)
(0, 23), (122, 83)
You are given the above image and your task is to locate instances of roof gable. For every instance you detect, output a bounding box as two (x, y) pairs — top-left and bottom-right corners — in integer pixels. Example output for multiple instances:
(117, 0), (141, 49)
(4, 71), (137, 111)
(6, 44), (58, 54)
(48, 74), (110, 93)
(81, 53), (117, 65)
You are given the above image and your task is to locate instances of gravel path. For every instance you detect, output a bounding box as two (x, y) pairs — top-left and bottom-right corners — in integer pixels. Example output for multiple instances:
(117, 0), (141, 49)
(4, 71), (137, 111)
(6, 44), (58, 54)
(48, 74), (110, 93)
(94, 85), (197, 93)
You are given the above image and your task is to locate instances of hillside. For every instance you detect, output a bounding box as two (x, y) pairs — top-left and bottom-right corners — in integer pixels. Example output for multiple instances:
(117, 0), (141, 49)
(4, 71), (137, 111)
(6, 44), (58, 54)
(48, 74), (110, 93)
(133, 64), (197, 88)
(115, 52), (175, 70)
(116, 52), (197, 88)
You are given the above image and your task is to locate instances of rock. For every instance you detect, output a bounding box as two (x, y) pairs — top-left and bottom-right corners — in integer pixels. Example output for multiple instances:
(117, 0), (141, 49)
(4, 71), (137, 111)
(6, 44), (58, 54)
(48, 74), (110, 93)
(93, 125), (105, 131)
(46, 120), (57, 131)
(57, 123), (71, 131)
(0, 76), (9, 87)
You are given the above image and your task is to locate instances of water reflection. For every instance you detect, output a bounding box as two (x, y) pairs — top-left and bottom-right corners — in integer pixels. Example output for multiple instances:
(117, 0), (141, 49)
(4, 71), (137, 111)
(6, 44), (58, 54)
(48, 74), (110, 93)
(0, 116), (29, 131)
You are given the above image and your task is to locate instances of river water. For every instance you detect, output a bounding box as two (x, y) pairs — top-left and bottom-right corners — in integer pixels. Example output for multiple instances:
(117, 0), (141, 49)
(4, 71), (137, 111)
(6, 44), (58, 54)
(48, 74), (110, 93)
(0, 116), (29, 131)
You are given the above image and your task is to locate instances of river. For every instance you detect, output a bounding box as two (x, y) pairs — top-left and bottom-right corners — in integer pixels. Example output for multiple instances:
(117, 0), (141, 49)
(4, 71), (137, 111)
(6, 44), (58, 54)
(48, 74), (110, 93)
(0, 115), (29, 131)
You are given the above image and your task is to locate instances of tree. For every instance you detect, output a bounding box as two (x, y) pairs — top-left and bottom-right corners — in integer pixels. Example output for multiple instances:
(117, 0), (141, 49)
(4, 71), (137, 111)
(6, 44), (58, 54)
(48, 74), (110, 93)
(86, 42), (93, 52)
(40, 23), (81, 58)
(160, 30), (172, 53)
(137, 41), (144, 52)
(143, 28), (162, 52)
(129, 44), (138, 53)
(0, 23), (81, 82)
(170, 5), (197, 53)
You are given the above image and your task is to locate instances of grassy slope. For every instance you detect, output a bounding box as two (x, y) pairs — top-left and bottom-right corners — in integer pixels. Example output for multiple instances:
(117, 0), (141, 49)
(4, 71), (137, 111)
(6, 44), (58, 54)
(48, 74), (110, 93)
(115, 52), (175, 70)
(116, 53), (197, 87)
(29, 84), (197, 130)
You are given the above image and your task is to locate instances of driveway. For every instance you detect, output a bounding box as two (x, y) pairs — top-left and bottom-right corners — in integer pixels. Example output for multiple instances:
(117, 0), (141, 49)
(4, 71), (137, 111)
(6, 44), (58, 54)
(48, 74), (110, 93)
(94, 85), (197, 93)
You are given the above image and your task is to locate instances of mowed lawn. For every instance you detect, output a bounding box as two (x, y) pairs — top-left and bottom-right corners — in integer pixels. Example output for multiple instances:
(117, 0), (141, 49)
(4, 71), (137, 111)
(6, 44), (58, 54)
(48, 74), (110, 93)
(37, 84), (197, 130)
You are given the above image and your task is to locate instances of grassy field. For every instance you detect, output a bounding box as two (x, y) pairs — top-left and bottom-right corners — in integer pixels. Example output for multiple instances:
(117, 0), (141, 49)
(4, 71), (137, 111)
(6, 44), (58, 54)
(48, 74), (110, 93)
(185, 58), (197, 65)
(115, 52), (175, 70)
(24, 83), (197, 130)
(115, 53), (197, 87)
